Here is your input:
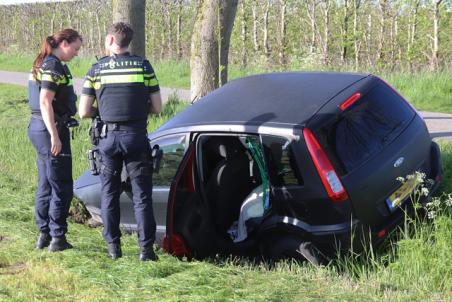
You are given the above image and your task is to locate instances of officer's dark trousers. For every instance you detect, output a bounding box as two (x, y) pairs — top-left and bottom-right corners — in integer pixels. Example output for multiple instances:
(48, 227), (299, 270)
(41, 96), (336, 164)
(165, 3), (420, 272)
(98, 129), (156, 249)
(28, 117), (73, 237)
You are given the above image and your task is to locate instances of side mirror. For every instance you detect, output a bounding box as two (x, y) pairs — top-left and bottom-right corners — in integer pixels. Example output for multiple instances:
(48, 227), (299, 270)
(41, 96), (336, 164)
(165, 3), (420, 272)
(151, 144), (163, 174)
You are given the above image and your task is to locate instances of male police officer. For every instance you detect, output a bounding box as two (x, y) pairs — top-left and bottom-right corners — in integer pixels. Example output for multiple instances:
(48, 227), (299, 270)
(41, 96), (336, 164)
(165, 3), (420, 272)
(79, 22), (162, 261)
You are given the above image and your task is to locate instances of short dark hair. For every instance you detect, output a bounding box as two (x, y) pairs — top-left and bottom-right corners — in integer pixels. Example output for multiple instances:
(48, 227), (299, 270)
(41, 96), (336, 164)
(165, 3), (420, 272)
(107, 22), (133, 48)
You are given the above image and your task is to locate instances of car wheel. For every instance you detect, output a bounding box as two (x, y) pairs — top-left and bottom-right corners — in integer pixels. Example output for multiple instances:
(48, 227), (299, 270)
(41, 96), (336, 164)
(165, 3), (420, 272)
(261, 235), (325, 266)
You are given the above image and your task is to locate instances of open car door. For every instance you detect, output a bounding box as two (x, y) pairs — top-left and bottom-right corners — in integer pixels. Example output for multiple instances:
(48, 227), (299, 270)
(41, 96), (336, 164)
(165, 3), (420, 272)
(163, 142), (218, 258)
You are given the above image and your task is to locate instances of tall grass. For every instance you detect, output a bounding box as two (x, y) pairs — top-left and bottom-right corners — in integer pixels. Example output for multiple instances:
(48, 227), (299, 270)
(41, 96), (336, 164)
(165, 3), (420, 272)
(0, 83), (451, 301)
(0, 52), (451, 114)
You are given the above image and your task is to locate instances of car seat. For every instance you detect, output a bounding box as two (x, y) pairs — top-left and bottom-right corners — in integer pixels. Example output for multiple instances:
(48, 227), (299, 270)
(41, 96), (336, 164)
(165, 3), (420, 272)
(204, 137), (254, 234)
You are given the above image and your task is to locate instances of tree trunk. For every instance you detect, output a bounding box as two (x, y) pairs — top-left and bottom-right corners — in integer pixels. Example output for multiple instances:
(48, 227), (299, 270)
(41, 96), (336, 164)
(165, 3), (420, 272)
(376, 0), (387, 66)
(321, 0), (331, 65)
(306, 0), (317, 54)
(190, 0), (238, 101)
(112, 0), (146, 57)
(219, 0), (238, 86)
(341, 0), (349, 65)
(365, 13), (372, 68)
(240, 1), (248, 66)
(263, 0), (270, 56)
(278, 0), (287, 66)
(252, 0), (259, 52)
(431, 0), (444, 71)
(176, 0), (182, 59)
(407, 0), (420, 71)
(353, 0), (361, 70)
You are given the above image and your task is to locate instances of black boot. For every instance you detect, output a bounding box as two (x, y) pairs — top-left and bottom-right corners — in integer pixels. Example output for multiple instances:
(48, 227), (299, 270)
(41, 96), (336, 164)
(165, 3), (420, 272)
(140, 246), (158, 261)
(48, 235), (73, 252)
(35, 232), (51, 249)
(107, 243), (122, 260)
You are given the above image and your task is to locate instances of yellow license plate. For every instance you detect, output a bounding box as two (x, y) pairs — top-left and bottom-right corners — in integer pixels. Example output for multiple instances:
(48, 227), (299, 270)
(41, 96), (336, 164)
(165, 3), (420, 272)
(389, 177), (420, 208)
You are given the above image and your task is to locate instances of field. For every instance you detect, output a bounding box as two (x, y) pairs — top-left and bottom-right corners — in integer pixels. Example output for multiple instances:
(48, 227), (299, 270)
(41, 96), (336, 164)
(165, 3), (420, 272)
(0, 82), (451, 301)
(1, 52), (452, 113)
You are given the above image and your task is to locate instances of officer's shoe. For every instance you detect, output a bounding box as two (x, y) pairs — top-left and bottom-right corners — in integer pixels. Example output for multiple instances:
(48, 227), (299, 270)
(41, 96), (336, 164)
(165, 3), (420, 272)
(139, 246), (158, 261)
(107, 243), (122, 260)
(48, 235), (73, 252)
(35, 232), (51, 249)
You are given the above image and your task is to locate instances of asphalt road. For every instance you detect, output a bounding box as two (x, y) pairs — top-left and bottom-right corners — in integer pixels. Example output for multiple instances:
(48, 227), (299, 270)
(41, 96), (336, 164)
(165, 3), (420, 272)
(1, 70), (451, 142)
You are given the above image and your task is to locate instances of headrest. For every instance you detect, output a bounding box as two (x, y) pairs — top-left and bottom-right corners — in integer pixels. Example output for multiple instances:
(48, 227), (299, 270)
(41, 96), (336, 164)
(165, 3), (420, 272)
(207, 136), (244, 160)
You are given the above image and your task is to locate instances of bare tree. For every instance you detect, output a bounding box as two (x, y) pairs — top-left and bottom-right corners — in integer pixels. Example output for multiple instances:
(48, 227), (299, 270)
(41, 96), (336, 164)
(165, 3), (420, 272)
(240, 1), (248, 66)
(278, 0), (287, 66)
(353, 0), (362, 70)
(376, 0), (387, 66)
(176, 0), (183, 59)
(112, 0), (146, 57)
(341, 0), (350, 65)
(219, 0), (238, 86)
(263, 0), (271, 56)
(305, 0), (318, 54)
(430, 0), (444, 71)
(251, 0), (259, 52)
(319, 0), (331, 65)
(190, 0), (238, 101)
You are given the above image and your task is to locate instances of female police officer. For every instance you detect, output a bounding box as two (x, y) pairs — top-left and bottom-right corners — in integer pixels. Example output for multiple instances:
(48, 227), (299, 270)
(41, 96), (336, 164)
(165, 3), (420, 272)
(28, 29), (82, 252)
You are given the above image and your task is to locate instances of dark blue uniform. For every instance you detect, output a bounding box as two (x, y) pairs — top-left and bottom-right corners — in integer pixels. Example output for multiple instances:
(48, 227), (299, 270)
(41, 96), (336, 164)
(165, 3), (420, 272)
(82, 53), (160, 249)
(28, 55), (77, 238)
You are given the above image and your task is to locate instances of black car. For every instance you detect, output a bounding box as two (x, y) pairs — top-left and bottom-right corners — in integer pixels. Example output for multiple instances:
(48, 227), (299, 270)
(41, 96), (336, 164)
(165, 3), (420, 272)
(74, 72), (442, 263)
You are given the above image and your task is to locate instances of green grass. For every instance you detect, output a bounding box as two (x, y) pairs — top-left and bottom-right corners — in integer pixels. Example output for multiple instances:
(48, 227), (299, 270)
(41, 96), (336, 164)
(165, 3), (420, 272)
(1, 52), (451, 114)
(0, 83), (451, 301)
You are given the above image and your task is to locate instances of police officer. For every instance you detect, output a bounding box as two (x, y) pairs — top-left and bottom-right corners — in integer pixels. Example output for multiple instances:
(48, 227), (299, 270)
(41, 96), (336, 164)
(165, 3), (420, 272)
(79, 22), (162, 261)
(28, 29), (82, 251)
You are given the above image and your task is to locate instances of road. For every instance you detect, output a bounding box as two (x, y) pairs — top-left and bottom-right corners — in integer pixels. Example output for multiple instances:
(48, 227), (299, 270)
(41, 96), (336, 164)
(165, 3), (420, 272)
(0, 70), (451, 142)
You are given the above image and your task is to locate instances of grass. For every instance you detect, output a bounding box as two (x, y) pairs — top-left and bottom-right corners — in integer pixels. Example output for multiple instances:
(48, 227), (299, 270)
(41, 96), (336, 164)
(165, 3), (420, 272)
(0, 52), (451, 113)
(0, 83), (451, 301)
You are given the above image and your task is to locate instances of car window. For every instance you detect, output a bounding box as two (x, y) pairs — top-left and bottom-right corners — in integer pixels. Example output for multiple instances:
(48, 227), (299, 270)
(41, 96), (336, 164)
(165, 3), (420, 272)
(261, 135), (302, 187)
(327, 82), (415, 173)
(151, 134), (187, 186)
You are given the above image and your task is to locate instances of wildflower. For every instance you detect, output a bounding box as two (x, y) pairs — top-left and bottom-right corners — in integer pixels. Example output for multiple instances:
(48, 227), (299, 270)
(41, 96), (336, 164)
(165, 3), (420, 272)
(421, 187), (429, 197)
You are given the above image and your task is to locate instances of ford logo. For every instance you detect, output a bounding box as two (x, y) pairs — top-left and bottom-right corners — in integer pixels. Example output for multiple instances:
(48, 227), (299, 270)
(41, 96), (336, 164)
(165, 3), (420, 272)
(394, 157), (404, 168)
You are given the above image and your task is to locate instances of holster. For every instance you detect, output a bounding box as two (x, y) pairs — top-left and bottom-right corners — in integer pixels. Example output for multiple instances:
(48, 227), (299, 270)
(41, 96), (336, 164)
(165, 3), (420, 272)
(89, 115), (104, 146)
(88, 148), (101, 175)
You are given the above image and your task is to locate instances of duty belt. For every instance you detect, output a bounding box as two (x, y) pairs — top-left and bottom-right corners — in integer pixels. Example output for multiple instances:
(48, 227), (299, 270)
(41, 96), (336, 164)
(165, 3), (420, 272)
(104, 122), (145, 132)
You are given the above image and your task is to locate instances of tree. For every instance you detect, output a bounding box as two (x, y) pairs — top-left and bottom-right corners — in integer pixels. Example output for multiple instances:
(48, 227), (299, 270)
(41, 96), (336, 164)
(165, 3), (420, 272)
(190, 0), (238, 102)
(112, 0), (146, 57)
(430, 0), (444, 71)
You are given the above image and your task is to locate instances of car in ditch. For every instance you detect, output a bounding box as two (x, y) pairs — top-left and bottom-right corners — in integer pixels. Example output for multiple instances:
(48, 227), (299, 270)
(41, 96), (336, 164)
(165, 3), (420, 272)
(74, 72), (442, 263)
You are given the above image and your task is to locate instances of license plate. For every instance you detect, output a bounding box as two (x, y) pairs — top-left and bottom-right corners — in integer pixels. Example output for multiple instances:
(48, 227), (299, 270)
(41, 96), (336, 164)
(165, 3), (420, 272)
(386, 177), (420, 211)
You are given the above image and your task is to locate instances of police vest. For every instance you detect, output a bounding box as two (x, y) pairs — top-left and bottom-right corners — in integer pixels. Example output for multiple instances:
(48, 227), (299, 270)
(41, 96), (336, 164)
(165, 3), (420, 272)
(28, 55), (77, 117)
(83, 53), (155, 128)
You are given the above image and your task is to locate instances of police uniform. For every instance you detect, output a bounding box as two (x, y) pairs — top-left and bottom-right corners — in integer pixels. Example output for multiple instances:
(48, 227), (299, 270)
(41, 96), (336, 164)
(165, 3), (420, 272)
(82, 52), (159, 251)
(28, 55), (77, 239)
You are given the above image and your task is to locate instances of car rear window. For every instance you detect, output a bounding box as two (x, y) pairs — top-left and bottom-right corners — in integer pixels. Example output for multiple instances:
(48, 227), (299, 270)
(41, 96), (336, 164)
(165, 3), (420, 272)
(322, 82), (415, 173)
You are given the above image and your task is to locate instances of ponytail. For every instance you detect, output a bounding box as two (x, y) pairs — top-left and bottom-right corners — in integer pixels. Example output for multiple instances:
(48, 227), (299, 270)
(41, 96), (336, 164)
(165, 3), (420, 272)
(32, 36), (55, 79)
(32, 29), (82, 79)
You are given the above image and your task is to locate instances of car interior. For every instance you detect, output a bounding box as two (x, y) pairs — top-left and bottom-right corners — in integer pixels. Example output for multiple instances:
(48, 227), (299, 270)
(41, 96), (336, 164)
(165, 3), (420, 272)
(172, 134), (268, 257)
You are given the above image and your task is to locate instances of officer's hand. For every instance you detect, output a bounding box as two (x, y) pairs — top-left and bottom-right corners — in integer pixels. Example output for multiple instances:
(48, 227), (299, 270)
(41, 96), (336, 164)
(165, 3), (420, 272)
(51, 135), (62, 156)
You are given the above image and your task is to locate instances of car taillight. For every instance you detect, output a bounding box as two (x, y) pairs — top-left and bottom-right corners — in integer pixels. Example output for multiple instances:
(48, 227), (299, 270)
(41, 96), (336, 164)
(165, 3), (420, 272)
(339, 92), (361, 111)
(303, 128), (349, 203)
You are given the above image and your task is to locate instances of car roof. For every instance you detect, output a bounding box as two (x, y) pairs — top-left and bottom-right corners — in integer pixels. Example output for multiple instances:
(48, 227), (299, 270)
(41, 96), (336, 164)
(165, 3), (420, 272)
(158, 72), (369, 132)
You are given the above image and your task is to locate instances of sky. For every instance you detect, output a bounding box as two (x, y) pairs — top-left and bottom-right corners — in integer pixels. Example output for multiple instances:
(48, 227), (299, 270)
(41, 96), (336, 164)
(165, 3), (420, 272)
(0, 0), (74, 5)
